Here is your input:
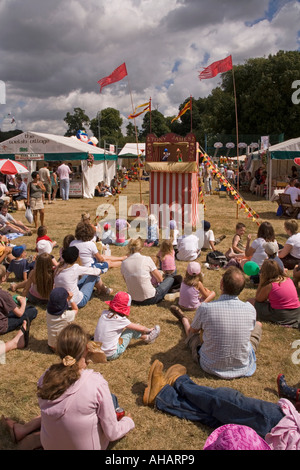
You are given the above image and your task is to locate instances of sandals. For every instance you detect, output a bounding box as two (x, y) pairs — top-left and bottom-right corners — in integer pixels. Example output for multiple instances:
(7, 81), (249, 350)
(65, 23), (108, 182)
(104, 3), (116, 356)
(20, 318), (30, 348)
(170, 305), (186, 322)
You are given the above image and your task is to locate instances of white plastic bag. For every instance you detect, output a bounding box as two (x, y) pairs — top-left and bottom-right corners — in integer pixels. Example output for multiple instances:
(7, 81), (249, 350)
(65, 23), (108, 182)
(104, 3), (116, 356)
(25, 207), (33, 224)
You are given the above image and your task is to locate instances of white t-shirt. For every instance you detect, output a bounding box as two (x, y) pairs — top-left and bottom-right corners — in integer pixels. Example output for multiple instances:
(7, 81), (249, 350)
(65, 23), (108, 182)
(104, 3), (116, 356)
(94, 310), (131, 357)
(250, 238), (268, 267)
(46, 309), (77, 348)
(202, 230), (215, 249)
(54, 264), (100, 305)
(57, 164), (71, 180)
(286, 233), (300, 258)
(176, 234), (200, 261)
(70, 239), (98, 267)
(121, 252), (157, 301)
(285, 186), (300, 204)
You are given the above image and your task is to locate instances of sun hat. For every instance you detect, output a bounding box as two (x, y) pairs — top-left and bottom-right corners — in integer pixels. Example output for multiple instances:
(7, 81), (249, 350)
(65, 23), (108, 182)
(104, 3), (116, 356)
(263, 241), (279, 256)
(12, 244), (26, 258)
(62, 246), (79, 264)
(37, 240), (53, 254)
(187, 261), (201, 276)
(103, 223), (111, 230)
(203, 424), (271, 451)
(47, 287), (69, 316)
(105, 291), (131, 316)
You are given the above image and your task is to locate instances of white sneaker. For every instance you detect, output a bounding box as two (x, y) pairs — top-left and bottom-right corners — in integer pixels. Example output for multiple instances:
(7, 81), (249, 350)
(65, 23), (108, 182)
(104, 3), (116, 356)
(164, 292), (180, 302)
(145, 325), (160, 344)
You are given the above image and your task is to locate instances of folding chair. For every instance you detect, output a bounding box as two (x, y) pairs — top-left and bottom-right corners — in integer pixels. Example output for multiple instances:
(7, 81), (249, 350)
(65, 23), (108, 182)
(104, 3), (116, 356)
(278, 193), (300, 218)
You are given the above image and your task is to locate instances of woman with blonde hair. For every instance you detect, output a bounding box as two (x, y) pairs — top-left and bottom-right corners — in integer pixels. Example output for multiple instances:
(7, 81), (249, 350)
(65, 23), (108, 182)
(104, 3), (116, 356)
(121, 237), (175, 305)
(252, 259), (300, 328)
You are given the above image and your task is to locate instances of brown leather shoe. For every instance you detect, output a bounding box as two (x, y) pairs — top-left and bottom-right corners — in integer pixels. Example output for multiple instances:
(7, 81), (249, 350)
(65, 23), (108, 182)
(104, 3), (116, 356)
(143, 360), (166, 406)
(164, 364), (187, 386)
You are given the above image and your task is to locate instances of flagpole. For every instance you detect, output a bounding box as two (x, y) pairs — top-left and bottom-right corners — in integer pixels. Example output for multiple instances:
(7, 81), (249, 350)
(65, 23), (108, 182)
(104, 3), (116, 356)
(126, 75), (142, 204)
(190, 96), (193, 133)
(232, 61), (240, 219)
(149, 97), (152, 134)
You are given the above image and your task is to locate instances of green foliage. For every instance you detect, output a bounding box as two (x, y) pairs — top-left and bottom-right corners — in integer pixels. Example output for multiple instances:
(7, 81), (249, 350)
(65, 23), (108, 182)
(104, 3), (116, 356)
(63, 107), (90, 137)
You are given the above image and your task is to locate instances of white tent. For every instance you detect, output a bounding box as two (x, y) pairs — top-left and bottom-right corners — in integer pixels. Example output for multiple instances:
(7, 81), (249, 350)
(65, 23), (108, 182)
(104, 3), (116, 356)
(118, 142), (145, 168)
(0, 131), (118, 198)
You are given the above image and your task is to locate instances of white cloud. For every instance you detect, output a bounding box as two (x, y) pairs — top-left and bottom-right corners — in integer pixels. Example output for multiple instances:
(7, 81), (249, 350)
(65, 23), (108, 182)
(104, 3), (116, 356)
(0, 0), (299, 135)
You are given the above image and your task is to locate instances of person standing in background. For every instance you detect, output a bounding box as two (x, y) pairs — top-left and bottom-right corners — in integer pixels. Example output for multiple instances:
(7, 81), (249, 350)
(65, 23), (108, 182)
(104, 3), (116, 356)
(56, 162), (72, 201)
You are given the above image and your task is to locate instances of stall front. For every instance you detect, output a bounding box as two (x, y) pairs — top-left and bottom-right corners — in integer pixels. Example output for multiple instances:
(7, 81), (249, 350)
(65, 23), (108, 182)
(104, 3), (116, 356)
(0, 131), (117, 198)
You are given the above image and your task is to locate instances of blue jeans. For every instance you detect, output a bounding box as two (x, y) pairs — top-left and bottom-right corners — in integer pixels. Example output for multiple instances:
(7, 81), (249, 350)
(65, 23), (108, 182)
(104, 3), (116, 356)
(132, 276), (174, 306)
(5, 305), (38, 333)
(107, 329), (142, 361)
(77, 274), (100, 308)
(155, 375), (285, 438)
(60, 179), (70, 200)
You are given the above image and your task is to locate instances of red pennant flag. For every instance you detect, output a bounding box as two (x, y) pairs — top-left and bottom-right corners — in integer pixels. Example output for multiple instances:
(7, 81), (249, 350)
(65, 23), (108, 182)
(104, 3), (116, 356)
(97, 63), (128, 92)
(199, 55), (232, 80)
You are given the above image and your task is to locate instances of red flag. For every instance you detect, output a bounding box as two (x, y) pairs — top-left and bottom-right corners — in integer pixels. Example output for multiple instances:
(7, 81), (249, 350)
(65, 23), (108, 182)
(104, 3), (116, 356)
(199, 55), (232, 80)
(97, 63), (128, 92)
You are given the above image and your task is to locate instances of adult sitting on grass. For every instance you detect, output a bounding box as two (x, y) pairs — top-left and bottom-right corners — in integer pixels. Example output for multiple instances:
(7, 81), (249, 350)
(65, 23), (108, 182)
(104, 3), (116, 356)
(170, 266), (262, 379)
(0, 204), (32, 236)
(249, 259), (300, 329)
(142, 359), (300, 450)
(54, 246), (112, 308)
(121, 237), (174, 306)
(70, 221), (126, 271)
(0, 265), (37, 337)
(278, 219), (300, 270)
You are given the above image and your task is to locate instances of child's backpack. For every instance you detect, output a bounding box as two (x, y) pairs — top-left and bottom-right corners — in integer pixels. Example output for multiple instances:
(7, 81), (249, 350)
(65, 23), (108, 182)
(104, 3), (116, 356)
(206, 250), (228, 268)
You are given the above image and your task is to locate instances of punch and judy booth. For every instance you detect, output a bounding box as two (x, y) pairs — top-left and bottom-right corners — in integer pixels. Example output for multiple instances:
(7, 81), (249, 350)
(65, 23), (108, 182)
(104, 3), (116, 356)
(145, 133), (199, 228)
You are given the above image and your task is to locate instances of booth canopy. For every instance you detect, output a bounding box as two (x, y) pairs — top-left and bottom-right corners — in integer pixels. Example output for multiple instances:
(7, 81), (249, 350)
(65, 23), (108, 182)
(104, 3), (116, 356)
(0, 131), (117, 161)
(118, 143), (145, 157)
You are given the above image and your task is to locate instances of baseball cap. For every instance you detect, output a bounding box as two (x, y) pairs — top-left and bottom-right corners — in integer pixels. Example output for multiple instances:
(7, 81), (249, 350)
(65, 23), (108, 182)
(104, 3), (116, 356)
(203, 424), (271, 451)
(12, 244), (26, 258)
(203, 220), (211, 231)
(103, 223), (111, 230)
(37, 240), (53, 254)
(263, 241), (279, 256)
(47, 287), (69, 316)
(105, 291), (131, 316)
(187, 261), (201, 276)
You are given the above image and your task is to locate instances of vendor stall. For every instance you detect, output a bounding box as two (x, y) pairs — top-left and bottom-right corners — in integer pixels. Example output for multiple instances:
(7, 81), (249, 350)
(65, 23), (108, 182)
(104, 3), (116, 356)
(0, 131), (117, 198)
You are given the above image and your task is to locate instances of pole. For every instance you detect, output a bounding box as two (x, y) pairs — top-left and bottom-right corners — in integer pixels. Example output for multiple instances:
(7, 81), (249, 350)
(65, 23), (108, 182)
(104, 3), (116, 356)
(190, 96), (193, 133)
(126, 75), (142, 203)
(232, 63), (240, 219)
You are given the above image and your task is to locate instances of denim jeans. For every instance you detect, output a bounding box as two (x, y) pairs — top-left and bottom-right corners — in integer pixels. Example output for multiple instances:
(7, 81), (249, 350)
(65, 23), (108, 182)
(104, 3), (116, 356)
(155, 375), (285, 438)
(107, 329), (142, 361)
(77, 274), (100, 308)
(6, 305), (38, 333)
(132, 276), (174, 306)
(60, 179), (70, 200)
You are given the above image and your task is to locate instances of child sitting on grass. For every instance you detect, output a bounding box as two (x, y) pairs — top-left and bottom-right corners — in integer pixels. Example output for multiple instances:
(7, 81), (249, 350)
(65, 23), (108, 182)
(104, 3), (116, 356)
(46, 287), (78, 352)
(175, 261), (215, 311)
(36, 225), (57, 251)
(6, 245), (35, 281)
(94, 291), (160, 361)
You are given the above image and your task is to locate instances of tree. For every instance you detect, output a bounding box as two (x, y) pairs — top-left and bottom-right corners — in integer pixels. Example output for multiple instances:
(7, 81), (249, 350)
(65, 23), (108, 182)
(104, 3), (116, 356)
(90, 107), (123, 147)
(64, 107), (90, 136)
(140, 110), (170, 138)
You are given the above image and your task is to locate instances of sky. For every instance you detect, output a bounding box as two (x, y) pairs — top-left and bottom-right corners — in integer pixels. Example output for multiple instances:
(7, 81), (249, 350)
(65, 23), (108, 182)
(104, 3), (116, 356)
(0, 0), (299, 137)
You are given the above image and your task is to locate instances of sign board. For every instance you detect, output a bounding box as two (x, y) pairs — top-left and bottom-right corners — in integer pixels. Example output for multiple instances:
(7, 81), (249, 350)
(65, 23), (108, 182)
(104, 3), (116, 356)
(69, 180), (83, 198)
(15, 154), (44, 161)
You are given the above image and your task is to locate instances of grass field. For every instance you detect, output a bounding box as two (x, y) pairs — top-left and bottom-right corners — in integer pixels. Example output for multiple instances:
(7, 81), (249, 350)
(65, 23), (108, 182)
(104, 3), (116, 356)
(0, 178), (299, 450)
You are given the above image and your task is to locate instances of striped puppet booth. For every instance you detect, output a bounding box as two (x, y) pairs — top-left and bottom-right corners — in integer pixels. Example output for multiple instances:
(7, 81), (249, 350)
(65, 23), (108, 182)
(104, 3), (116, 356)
(145, 133), (200, 229)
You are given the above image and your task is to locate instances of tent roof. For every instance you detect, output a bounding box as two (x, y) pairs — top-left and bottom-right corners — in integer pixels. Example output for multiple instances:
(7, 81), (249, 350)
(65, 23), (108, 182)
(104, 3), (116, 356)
(252, 137), (300, 160)
(118, 142), (145, 157)
(0, 131), (117, 161)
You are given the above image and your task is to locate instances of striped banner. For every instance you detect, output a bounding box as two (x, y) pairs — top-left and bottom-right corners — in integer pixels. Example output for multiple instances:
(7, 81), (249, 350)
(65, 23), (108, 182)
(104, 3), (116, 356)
(149, 171), (199, 228)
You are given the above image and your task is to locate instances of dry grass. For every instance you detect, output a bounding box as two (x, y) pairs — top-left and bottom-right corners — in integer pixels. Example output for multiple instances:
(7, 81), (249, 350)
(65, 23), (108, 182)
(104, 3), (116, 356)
(0, 179), (299, 450)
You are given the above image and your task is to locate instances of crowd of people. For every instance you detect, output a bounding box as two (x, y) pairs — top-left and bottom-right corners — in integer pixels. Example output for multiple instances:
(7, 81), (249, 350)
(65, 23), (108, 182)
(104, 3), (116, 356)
(1, 176), (300, 450)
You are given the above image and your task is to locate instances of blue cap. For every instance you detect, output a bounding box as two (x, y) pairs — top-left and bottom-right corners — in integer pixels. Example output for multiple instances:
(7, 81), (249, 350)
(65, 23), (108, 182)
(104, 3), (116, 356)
(12, 245), (26, 258)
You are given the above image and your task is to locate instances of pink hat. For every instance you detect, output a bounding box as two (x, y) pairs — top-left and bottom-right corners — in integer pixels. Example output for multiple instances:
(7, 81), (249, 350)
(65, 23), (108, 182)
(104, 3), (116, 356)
(105, 291), (131, 316)
(187, 261), (201, 276)
(203, 424), (271, 451)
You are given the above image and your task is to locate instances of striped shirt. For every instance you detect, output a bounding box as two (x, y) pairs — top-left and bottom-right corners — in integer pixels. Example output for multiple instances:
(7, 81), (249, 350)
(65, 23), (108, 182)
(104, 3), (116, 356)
(191, 294), (257, 379)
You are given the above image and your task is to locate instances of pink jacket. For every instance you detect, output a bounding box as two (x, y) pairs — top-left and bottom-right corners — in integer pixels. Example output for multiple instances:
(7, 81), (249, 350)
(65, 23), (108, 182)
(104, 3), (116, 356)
(266, 399), (300, 450)
(38, 369), (135, 450)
